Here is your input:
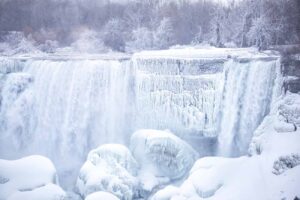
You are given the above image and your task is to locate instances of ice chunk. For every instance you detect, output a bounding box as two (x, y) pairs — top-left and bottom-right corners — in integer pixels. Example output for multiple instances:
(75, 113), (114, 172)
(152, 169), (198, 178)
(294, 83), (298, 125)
(85, 191), (120, 200)
(130, 129), (198, 191)
(0, 155), (64, 200)
(76, 144), (139, 200)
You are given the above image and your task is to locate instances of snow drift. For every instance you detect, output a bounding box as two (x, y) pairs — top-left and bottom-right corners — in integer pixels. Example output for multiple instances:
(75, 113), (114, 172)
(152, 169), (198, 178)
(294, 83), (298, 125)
(0, 155), (66, 200)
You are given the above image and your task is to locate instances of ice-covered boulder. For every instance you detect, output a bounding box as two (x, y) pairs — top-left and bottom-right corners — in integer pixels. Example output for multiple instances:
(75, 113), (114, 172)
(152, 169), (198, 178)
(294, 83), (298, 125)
(130, 129), (198, 191)
(85, 191), (120, 200)
(76, 144), (139, 200)
(0, 155), (65, 200)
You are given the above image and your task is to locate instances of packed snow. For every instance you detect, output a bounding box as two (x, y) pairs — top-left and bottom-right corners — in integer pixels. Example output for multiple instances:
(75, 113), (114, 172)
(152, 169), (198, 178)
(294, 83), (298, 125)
(0, 155), (66, 200)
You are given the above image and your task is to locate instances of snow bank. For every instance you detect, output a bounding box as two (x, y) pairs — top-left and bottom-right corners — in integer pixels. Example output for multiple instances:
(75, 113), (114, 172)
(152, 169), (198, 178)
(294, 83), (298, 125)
(85, 191), (120, 200)
(76, 144), (139, 200)
(130, 129), (198, 192)
(0, 155), (65, 200)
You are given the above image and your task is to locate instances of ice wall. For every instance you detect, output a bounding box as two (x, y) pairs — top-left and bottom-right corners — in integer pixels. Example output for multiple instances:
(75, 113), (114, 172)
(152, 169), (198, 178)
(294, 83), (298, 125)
(133, 58), (224, 137)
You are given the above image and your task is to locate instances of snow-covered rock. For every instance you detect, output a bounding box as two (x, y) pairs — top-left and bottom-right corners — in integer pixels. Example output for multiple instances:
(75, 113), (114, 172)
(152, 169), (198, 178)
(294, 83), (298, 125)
(76, 144), (139, 200)
(0, 155), (65, 200)
(85, 191), (120, 200)
(273, 154), (300, 175)
(278, 93), (300, 126)
(130, 129), (198, 192)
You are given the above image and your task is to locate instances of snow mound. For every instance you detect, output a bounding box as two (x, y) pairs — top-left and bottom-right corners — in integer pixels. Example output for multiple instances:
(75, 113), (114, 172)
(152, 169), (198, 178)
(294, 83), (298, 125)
(130, 129), (198, 191)
(7, 183), (65, 200)
(76, 144), (139, 200)
(85, 191), (120, 200)
(0, 155), (65, 200)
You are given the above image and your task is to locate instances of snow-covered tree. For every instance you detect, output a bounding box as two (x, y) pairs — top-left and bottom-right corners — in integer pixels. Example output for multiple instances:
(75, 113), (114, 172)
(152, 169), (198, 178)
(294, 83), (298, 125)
(247, 16), (272, 50)
(71, 29), (107, 53)
(102, 18), (126, 52)
(126, 27), (154, 52)
(153, 18), (175, 49)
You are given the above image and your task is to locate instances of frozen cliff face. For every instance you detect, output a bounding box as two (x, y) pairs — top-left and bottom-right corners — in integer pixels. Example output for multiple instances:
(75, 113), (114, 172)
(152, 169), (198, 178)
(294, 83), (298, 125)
(0, 155), (66, 200)
(130, 129), (198, 192)
(133, 56), (224, 137)
(76, 144), (139, 200)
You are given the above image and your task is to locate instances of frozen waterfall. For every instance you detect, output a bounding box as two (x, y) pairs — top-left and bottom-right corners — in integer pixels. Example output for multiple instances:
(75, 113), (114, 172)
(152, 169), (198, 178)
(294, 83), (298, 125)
(217, 59), (280, 156)
(0, 53), (281, 187)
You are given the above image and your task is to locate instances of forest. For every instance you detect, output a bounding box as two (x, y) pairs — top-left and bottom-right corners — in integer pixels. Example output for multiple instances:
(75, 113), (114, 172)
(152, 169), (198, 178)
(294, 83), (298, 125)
(0, 0), (299, 53)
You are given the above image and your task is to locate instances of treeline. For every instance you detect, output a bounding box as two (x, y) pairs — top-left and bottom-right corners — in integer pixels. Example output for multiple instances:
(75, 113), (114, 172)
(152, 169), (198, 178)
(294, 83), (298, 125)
(0, 0), (299, 52)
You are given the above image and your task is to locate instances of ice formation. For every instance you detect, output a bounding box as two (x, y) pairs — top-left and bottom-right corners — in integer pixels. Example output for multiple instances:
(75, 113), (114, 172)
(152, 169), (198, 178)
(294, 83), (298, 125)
(76, 144), (139, 200)
(0, 155), (66, 200)
(130, 129), (198, 191)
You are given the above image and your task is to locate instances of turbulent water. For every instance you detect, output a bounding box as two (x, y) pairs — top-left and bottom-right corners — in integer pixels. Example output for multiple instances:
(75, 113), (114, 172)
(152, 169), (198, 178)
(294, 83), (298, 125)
(0, 55), (280, 187)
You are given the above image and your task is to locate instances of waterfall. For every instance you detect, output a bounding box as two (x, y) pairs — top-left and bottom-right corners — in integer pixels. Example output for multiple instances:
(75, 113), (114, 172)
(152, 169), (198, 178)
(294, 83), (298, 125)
(217, 59), (279, 156)
(0, 59), (133, 187)
(0, 55), (280, 187)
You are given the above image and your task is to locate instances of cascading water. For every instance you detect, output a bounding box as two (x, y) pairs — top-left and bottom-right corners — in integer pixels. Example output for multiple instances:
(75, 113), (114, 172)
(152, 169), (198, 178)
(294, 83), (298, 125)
(0, 53), (281, 189)
(0, 59), (134, 187)
(217, 59), (279, 157)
